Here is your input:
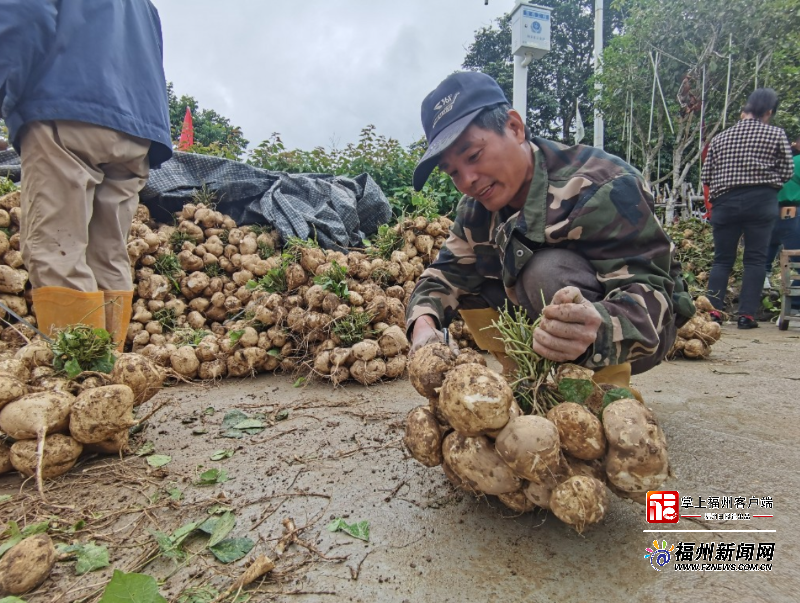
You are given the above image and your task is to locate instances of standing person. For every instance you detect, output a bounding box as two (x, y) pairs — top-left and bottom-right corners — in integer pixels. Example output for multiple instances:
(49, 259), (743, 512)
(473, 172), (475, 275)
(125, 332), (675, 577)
(0, 0), (173, 349)
(765, 134), (800, 311)
(406, 72), (695, 386)
(701, 88), (793, 328)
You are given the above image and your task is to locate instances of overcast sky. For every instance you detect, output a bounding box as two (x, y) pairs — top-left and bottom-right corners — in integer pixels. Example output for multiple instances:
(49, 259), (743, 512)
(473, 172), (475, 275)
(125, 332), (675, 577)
(156, 0), (511, 152)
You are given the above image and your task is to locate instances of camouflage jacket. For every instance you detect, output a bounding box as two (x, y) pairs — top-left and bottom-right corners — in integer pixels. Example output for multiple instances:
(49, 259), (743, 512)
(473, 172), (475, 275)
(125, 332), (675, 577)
(407, 138), (696, 369)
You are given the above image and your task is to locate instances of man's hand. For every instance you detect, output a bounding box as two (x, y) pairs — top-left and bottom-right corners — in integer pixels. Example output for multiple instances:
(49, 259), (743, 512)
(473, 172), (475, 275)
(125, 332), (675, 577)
(408, 315), (459, 359)
(533, 287), (602, 362)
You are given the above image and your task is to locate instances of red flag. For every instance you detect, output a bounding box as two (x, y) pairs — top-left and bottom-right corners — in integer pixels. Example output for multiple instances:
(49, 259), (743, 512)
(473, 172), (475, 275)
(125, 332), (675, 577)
(177, 106), (194, 150)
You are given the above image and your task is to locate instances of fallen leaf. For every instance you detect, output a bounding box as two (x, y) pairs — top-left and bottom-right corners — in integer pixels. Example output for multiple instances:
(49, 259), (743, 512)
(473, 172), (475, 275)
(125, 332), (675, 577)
(196, 468), (228, 485)
(209, 538), (254, 563)
(210, 449), (234, 461)
(232, 419), (264, 430)
(98, 570), (166, 603)
(146, 455), (172, 468)
(208, 512), (236, 548)
(231, 555), (275, 589)
(327, 518), (370, 542)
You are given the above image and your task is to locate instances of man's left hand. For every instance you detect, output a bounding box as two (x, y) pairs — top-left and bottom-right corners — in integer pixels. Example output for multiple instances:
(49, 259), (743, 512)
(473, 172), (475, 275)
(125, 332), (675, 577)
(533, 286), (602, 362)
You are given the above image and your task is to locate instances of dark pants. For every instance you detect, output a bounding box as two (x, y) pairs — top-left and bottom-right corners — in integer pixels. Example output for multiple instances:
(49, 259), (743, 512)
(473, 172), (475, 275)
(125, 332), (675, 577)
(765, 211), (800, 310)
(707, 186), (779, 316)
(460, 248), (676, 375)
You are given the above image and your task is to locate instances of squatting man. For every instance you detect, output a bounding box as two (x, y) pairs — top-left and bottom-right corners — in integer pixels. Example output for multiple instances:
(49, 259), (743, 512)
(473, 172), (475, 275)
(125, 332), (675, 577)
(405, 72), (695, 388)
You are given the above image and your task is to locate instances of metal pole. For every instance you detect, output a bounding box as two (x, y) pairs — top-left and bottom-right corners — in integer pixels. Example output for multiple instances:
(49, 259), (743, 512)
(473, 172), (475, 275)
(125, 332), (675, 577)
(698, 65), (706, 190)
(723, 34), (732, 129)
(513, 54), (531, 120)
(593, 0), (604, 149)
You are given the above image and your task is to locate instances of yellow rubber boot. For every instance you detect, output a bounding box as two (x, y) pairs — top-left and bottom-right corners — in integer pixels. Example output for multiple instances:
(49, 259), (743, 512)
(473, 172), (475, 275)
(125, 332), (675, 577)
(103, 290), (134, 352)
(31, 286), (105, 337)
(459, 308), (517, 375)
(592, 362), (644, 402)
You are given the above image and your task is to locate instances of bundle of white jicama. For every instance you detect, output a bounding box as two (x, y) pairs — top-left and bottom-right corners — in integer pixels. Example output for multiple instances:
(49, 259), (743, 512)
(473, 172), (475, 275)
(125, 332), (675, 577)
(0, 335), (164, 483)
(403, 312), (672, 533)
(668, 295), (722, 360)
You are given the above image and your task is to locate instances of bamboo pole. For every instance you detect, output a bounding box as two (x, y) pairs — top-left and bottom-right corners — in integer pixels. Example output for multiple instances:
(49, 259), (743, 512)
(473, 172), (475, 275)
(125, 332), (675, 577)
(723, 34), (732, 129)
(627, 93), (634, 163)
(648, 52), (658, 142)
(698, 65), (706, 191)
(649, 51), (674, 134)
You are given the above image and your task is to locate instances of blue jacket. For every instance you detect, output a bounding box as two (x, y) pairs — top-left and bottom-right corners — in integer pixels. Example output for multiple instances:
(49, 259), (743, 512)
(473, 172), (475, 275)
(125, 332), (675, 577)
(0, 0), (172, 167)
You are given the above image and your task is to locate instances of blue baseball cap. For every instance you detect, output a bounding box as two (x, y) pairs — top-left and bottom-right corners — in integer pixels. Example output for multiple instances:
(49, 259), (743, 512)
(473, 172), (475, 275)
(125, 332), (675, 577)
(413, 71), (509, 191)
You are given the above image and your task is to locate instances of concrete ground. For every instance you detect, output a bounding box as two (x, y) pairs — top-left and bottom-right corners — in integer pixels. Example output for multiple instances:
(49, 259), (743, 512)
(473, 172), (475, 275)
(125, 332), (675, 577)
(1, 321), (798, 603)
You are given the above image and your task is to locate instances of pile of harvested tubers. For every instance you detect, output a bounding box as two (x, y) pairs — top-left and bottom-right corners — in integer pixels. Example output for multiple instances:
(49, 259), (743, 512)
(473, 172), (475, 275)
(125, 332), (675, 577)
(404, 344), (670, 533)
(0, 187), (473, 385)
(667, 295), (722, 360)
(0, 343), (163, 482)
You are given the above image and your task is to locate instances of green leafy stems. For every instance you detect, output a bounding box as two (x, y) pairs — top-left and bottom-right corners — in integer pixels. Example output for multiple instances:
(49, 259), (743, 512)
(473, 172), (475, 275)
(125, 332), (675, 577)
(331, 311), (374, 346)
(51, 324), (117, 379)
(491, 301), (560, 415)
(153, 253), (183, 293)
(314, 260), (349, 299)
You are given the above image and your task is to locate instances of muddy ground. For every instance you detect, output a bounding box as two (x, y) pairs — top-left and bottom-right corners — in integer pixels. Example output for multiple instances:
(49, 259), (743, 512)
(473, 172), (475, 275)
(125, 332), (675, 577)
(2, 321), (799, 603)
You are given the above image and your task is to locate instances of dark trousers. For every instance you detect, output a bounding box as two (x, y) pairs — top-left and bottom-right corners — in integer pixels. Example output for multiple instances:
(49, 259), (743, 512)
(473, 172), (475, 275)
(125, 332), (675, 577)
(460, 248), (676, 375)
(707, 186), (779, 316)
(765, 211), (800, 309)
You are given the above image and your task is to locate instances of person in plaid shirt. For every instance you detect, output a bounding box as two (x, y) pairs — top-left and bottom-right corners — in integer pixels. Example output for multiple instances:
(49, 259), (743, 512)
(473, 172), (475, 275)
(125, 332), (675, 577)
(701, 88), (793, 328)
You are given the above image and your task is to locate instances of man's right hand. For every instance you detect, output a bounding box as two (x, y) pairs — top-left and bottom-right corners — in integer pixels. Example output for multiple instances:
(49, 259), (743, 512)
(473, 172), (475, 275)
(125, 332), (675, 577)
(408, 315), (458, 359)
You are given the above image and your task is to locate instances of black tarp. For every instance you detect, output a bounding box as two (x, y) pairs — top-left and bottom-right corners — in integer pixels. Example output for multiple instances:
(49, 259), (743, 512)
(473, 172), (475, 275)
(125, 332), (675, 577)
(0, 149), (392, 251)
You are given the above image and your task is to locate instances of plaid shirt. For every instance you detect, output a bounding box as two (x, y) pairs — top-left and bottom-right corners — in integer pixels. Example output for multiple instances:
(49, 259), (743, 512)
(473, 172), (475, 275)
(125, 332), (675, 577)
(701, 118), (793, 200)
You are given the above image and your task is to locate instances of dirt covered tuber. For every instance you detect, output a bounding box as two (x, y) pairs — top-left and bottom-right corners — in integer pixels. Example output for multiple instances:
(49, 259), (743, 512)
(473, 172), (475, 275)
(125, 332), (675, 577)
(10, 433), (83, 478)
(349, 358), (386, 385)
(438, 363), (513, 436)
(549, 476), (609, 533)
(85, 429), (130, 455)
(442, 431), (521, 495)
(0, 533), (57, 594)
(0, 391), (74, 440)
(110, 353), (163, 406)
(494, 415), (562, 483)
(403, 406), (443, 467)
(603, 398), (669, 498)
(0, 374), (26, 410)
(523, 479), (555, 510)
(546, 402), (606, 461)
(69, 385), (136, 444)
(498, 489), (538, 514)
(408, 343), (455, 398)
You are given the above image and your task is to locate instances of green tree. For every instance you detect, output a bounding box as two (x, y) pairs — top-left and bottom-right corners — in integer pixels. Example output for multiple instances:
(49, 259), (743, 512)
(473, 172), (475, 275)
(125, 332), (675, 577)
(596, 0), (800, 194)
(167, 83), (248, 160)
(462, 0), (621, 142)
(248, 126), (461, 217)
